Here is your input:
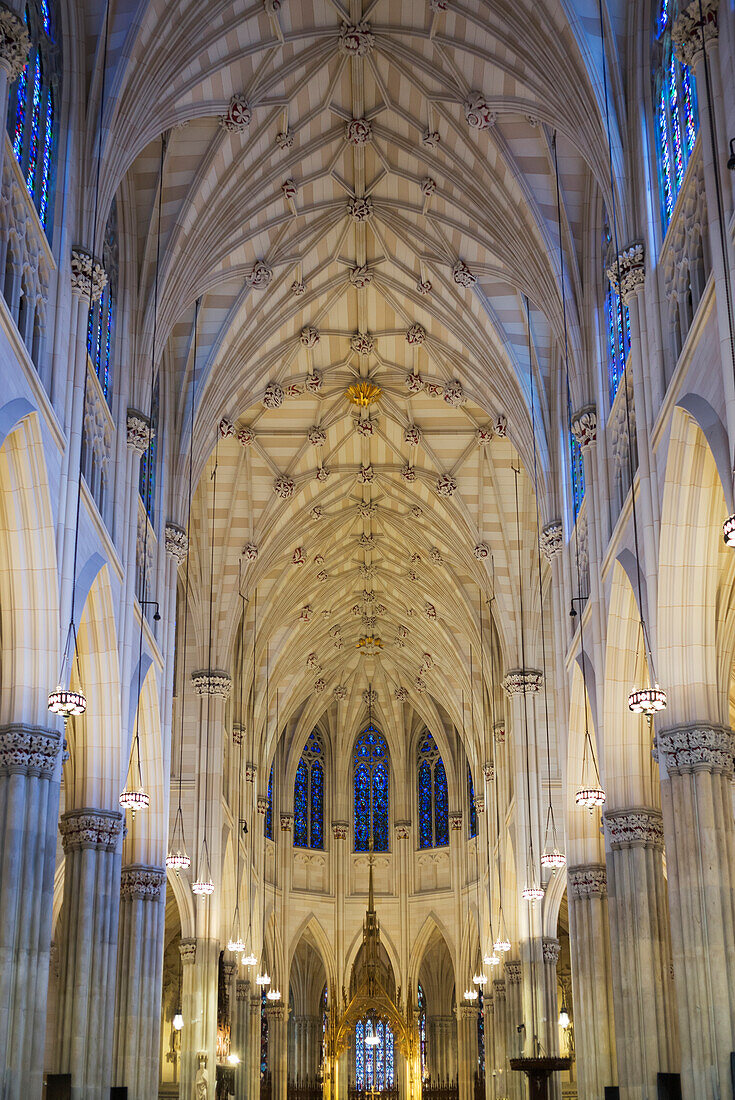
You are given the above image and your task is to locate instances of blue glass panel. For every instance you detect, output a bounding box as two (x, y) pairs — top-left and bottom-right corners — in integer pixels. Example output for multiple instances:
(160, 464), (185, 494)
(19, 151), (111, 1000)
(365, 1022), (374, 1090)
(27, 51), (41, 198)
(669, 54), (684, 193)
(434, 759), (449, 846)
(103, 293), (113, 398)
(477, 989), (485, 1070)
(376, 1022), (385, 1090)
(310, 759), (323, 849)
(373, 760), (389, 852)
(468, 764), (477, 838)
(139, 377), (159, 519)
(40, 0), (50, 34)
(294, 758), (307, 847)
(354, 761), (370, 852)
(355, 1020), (364, 1088)
(658, 0), (669, 34)
(13, 59), (28, 161)
(265, 763), (273, 840)
(39, 87), (52, 226)
(418, 759), (432, 848)
(606, 284), (630, 405)
(261, 990), (268, 1075)
(385, 1026), (394, 1087)
(658, 82), (674, 225)
(682, 64), (698, 154)
(571, 432), (585, 521)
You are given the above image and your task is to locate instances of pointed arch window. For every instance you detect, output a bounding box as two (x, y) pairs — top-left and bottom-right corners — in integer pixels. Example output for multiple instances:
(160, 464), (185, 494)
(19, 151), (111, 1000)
(417, 731), (449, 849)
(603, 212), (630, 406)
(467, 764), (477, 839)
(353, 725), (389, 852)
(653, 0), (698, 233)
(87, 199), (118, 402)
(7, 0), (59, 232)
(264, 762), (274, 840)
(294, 728), (324, 850)
(355, 1018), (394, 1090)
(139, 375), (159, 521)
(418, 983), (427, 1080)
(570, 432), (585, 521)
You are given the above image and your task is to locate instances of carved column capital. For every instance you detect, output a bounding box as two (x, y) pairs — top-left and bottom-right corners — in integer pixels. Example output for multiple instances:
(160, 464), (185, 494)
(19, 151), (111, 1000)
(127, 410), (153, 455)
(540, 521), (563, 561)
(672, 0), (718, 68)
(449, 810), (463, 831)
(165, 523), (188, 564)
(59, 808), (123, 852)
(191, 669), (232, 698)
(120, 864), (167, 900)
(0, 724), (61, 778)
(604, 807), (664, 849)
(568, 863), (607, 899)
(542, 938), (561, 966)
(0, 4), (30, 80)
(482, 761), (495, 782)
(70, 248), (107, 302)
(257, 796), (269, 815)
(502, 668), (543, 696)
(655, 724), (734, 776)
(394, 820), (411, 840)
(505, 960), (522, 984)
(244, 761), (257, 783)
(606, 241), (645, 304)
(179, 938), (197, 965)
(492, 979), (506, 1001)
(280, 812), (293, 832)
(571, 406), (597, 449)
(458, 1004), (478, 1019)
(236, 979), (250, 1001)
(223, 962), (237, 983)
(331, 820), (348, 840)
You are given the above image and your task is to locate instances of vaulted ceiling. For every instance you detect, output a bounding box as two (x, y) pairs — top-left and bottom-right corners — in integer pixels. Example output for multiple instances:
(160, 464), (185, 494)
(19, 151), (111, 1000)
(104, 0), (619, 754)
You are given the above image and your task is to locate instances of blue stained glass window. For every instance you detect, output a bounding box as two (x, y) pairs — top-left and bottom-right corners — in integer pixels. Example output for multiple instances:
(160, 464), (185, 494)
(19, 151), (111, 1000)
(355, 1018), (394, 1090)
(418, 984), (427, 1080)
(571, 431), (585, 521)
(477, 989), (485, 1071)
(353, 725), (390, 852)
(654, 0), (699, 233)
(261, 990), (268, 1076)
(139, 375), (159, 520)
(85, 200), (117, 401)
(417, 731), (449, 849)
(294, 758), (308, 846)
(293, 728), (324, 850)
(606, 282), (630, 405)
(468, 764), (477, 839)
(264, 763), (274, 840)
(7, 2), (59, 233)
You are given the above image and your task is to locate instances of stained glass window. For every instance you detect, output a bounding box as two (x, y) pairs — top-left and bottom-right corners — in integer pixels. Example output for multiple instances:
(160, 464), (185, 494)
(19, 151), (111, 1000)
(293, 728), (324, 849)
(602, 212), (631, 406)
(653, 0), (699, 233)
(477, 989), (485, 1072)
(353, 725), (389, 852)
(264, 763), (274, 840)
(86, 200), (118, 401)
(468, 764), (477, 839)
(355, 1017), (394, 1090)
(417, 731), (449, 849)
(418, 983), (427, 1080)
(261, 990), (268, 1076)
(571, 432), (585, 521)
(139, 375), (159, 520)
(7, 1), (58, 233)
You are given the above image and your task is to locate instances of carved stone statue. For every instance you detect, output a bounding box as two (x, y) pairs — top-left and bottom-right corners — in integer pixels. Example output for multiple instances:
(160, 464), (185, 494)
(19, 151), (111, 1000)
(195, 1052), (209, 1100)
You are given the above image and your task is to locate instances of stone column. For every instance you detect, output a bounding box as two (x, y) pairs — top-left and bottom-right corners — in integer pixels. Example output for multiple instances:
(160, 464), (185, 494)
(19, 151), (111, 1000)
(0, 724), (63, 1100)
(266, 1002), (287, 1100)
(490, 981), (508, 1100)
(178, 939), (198, 1100)
(113, 865), (167, 1099)
(248, 992), (262, 1100)
(566, 865), (616, 1099)
(456, 1004), (477, 1100)
(233, 980), (250, 1099)
(656, 723), (735, 1099)
(540, 940), (561, 1100)
(54, 808), (124, 1100)
(604, 807), (679, 1096)
(504, 963), (522, 1100)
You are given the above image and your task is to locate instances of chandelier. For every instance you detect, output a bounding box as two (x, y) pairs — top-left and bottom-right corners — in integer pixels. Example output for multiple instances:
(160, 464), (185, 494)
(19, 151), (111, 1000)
(472, 972), (488, 986)
(484, 952), (501, 967)
(48, 685), (86, 718)
(266, 988), (281, 1002)
(256, 972), (271, 987)
(628, 685), (667, 715)
(522, 885), (544, 903)
(242, 952), (258, 967)
(575, 786), (606, 811)
(119, 787), (150, 817)
(463, 988), (479, 1002)
(541, 848), (567, 872)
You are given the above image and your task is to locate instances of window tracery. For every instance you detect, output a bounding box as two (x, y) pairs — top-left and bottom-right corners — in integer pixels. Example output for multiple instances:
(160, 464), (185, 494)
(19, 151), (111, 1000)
(653, 0), (698, 233)
(570, 432), (585, 522)
(264, 762), (274, 840)
(603, 213), (630, 406)
(353, 725), (389, 852)
(294, 728), (324, 849)
(417, 731), (449, 849)
(7, 0), (58, 232)
(139, 375), (159, 520)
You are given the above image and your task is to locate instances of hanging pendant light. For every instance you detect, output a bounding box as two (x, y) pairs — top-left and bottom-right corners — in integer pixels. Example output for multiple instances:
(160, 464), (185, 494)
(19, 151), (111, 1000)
(522, 884), (545, 903)
(540, 847), (567, 872)
(166, 805), (191, 871)
(192, 837), (214, 896)
(119, 786), (150, 816)
(484, 952), (501, 967)
(463, 988), (479, 1002)
(628, 685), (667, 714)
(574, 785), (606, 812)
(242, 952), (258, 967)
(472, 972), (488, 986)
(48, 681), (87, 718)
(255, 972), (271, 987)
(266, 988), (281, 1002)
